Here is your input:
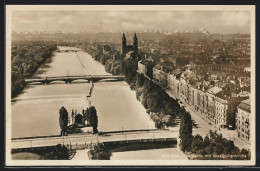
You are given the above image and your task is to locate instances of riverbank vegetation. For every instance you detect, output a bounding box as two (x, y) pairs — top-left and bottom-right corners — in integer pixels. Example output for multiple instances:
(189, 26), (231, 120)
(85, 47), (182, 129)
(11, 41), (57, 98)
(89, 142), (111, 160)
(41, 144), (71, 160)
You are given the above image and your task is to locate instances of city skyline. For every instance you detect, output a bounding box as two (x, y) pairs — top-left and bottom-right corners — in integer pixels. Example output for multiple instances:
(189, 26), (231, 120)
(12, 10), (251, 34)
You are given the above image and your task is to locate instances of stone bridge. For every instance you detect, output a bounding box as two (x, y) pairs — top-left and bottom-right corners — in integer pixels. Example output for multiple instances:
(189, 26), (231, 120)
(25, 75), (125, 84)
(11, 130), (179, 151)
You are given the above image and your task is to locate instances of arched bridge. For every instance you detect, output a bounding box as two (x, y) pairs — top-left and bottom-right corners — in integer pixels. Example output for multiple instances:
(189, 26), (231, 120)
(25, 75), (125, 84)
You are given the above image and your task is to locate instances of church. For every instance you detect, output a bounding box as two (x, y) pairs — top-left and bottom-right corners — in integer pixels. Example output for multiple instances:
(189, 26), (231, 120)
(121, 33), (139, 61)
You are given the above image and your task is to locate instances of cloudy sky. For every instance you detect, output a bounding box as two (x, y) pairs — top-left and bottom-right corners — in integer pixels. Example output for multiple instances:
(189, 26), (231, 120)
(12, 10), (251, 34)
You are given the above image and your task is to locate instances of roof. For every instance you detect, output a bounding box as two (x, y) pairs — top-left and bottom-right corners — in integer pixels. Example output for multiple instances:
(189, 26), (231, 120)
(154, 62), (175, 73)
(181, 70), (196, 79)
(238, 98), (251, 112)
(207, 86), (222, 95)
(242, 98), (250, 105)
(189, 78), (199, 87)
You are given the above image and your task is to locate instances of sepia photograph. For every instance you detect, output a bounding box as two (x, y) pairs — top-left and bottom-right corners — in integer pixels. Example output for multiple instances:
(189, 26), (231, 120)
(5, 5), (255, 166)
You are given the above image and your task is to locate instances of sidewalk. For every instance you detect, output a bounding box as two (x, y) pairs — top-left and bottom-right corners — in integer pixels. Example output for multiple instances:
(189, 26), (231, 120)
(71, 149), (90, 160)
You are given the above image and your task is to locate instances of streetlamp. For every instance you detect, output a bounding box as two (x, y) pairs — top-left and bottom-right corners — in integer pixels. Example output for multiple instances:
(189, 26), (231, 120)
(122, 126), (123, 134)
(96, 134), (99, 142)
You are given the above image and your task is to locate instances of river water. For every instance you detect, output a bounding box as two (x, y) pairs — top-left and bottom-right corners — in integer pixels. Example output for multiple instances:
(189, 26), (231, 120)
(11, 47), (155, 138)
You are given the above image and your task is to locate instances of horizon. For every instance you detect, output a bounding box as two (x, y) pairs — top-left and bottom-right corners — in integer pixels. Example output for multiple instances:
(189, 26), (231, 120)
(12, 10), (251, 34)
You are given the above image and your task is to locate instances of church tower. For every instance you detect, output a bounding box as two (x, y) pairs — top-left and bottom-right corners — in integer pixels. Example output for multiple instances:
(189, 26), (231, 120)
(133, 33), (138, 54)
(122, 33), (126, 55)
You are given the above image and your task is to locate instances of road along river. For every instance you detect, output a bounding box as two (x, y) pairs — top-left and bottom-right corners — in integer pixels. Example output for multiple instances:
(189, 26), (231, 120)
(11, 47), (155, 138)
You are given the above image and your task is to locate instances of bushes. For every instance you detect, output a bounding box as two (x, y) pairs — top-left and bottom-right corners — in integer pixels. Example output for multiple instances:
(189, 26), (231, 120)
(41, 144), (69, 160)
(183, 130), (251, 160)
(89, 142), (111, 160)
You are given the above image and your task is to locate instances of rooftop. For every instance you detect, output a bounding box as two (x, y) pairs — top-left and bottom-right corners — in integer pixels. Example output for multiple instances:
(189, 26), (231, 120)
(238, 98), (251, 112)
(207, 86), (222, 95)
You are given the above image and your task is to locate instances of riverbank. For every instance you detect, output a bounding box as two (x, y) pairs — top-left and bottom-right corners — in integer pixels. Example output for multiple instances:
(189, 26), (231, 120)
(11, 41), (57, 98)
(85, 47), (182, 129)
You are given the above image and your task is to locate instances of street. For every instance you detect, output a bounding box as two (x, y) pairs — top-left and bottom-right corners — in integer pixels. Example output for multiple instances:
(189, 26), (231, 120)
(165, 89), (250, 150)
(11, 130), (179, 149)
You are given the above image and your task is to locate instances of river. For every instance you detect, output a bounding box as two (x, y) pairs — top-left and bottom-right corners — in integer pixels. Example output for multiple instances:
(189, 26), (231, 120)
(11, 47), (155, 138)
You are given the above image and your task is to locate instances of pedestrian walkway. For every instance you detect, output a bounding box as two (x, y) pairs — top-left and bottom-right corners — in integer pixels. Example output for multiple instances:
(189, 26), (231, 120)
(71, 149), (90, 160)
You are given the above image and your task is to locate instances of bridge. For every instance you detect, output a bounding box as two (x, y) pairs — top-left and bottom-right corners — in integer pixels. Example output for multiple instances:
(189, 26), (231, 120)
(57, 49), (81, 52)
(25, 75), (125, 84)
(11, 129), (179, 150)
(56, 46), (81, 52)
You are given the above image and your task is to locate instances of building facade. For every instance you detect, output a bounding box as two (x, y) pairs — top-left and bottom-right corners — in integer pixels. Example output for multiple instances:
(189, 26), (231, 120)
(236, 98), (251, 144)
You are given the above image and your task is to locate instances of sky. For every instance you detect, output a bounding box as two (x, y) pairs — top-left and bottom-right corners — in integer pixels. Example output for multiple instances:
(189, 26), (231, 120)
(12, 10), (251, 34)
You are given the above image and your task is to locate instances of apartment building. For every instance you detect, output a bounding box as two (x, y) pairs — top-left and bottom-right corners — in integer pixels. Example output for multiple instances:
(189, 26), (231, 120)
(236, 98), (251, 144)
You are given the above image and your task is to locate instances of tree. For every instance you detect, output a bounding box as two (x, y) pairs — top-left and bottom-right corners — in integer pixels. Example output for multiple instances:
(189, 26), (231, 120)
(162, 115), (171, 127)
(146, 94), (161, 111)
(89, 142), (111, 160)
(179, 110), (193, 152)
(42, 144), (69, 160)
(59, 106), (68, 136)
(191, 134), (203, 153)
(89, 106), (98, 133)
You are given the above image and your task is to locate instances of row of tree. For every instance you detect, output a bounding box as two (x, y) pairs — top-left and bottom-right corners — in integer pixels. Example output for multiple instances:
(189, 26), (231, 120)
(11, 41), (57, 98)
(135, 74), (182, 128)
